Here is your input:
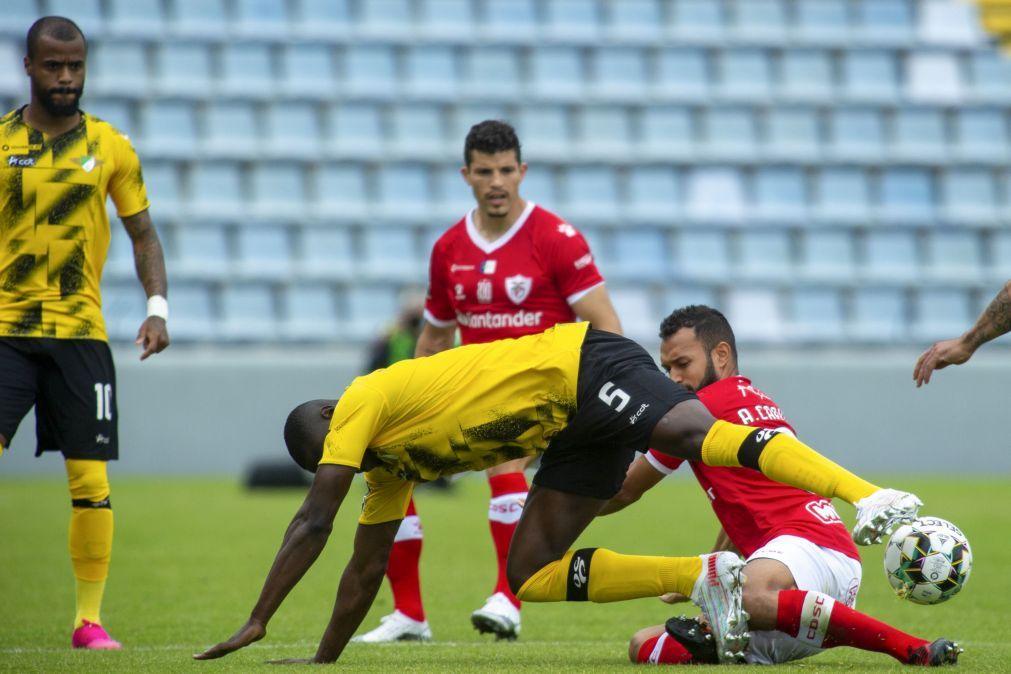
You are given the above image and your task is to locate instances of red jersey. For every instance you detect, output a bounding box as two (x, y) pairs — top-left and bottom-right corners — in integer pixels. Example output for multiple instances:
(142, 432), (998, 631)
(424, 202), (605, 345)
(646, 376), (859, 561)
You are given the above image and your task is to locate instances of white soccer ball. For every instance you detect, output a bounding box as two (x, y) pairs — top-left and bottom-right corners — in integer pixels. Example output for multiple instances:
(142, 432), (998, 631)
(884, 517), (972, 605)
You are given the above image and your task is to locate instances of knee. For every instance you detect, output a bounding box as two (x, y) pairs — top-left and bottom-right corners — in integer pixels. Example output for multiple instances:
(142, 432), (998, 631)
(628, 628), (656, 663)
(741, 583), (780, 631)
(65, 459), (110, 502)
(506, 559), (531, 597)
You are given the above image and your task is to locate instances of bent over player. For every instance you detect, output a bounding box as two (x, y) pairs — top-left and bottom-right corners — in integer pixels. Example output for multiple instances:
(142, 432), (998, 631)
(0, 17), (170, 649)
(607, 306), (959, 666)
(196, 322), (923, 665)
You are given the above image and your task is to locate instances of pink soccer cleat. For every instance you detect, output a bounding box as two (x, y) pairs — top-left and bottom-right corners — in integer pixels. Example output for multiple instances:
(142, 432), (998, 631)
(72, 620), (122, 650)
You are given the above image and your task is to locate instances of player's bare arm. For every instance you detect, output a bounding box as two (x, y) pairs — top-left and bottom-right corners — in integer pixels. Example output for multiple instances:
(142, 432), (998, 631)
(597, 454), (665, 516)
(914, 279), (1011, 387)
(414, 321), (456, 357)
(194, 464), (355, 661)
(571, 285), (622, 335)
(121, 208), (170, 360)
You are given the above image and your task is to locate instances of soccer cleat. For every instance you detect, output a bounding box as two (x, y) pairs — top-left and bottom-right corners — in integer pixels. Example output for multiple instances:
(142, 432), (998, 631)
(71, 620), (121, 650)
(852, 488), (923, 546)
(470, 592), (520, 641)
(689, 552), (750, 664)
(663, 615), (718, 664)
(350, 610), (432, 643)
(906, 639), (963, 666)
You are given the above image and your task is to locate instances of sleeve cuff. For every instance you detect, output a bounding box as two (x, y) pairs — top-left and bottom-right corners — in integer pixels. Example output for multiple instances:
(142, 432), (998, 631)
(644, 450), (676, 476)
(423, 308), (457, 328)
(566, 280), (606, 306)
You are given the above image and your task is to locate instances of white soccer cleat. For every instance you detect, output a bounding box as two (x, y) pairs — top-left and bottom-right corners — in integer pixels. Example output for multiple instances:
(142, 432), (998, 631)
(350, 610), (432, 643)
(470, 592), (521, 640)
(852, 488), (923, 546)
(690, 552), (750, 664)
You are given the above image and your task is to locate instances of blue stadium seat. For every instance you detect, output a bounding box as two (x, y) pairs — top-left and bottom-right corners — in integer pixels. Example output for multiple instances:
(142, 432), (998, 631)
(850, 287), (907, 342)
(292, 0), (350, 39)
(101, 283), (146, 341)
(299, 227), (355, 280)
(662, 286), (718, 314)
(47, 0), (102, 36)
(405, 46), (457, 101)
(170, 0), (228, 38)
(0, 42), (22, 96)
(606, 0), (662, 43)
(918, 0), (980, 47)
(912, 289), (971, 342)
(906, 52), (963, 105)
(669, 0), (726, 43)
(702, 108), (757, 161)
(0, 0), (39, 36)
(516, 106), (570, 160)
(250, 164), (306, 219)
(753, 168), (807, 223)
(266, 102), (320, 158)
(282, 283), (340, 340)
(727, 288), (783, 342)
(953, 109), (1008, 164)
(878, 169), (934, 224)
(189, 163), (243, 218)
(841, 50), (899, 103)
(168, 283), (217, 341)
(862, 231), (918, 281)
(235, 225), (292, 279)
(639, 106), (694, 161)
(220, 283), (278, 341)
(85, 100), (132, 135)
(675, 230), (730, 282)
(313, 163), (368, 221)
(436, 168), (474, 220)
(104, 230), (136, 280)
(143, 162), (182, 219)
(91, 43), (148, 97)
(220, 44), (273, 99)
(655, 48), (710, 102)
(204, 102), (258, 159)
(607, 287), (657, 341)
(627, 166), (681, 223)
(924, 231), (982, 284)
(155, 43), (212, 98)
(575, 107), (631, 161)
(462, 48), (521, 101)
(450, 104), (508, 146)
(172, 225), (230, 279)
(853, 0), (913, 45)
(546, 0), (601, 42)
(967, 52), (1011, 104)
(377, 165), (432, 220)
(779, 50), (834, 103)
(418, 0), (474, 40)
(592, 47), (647, 101)
(798, 230), (855, 282)
(521, 167), (558, 207)
(730, 0), (787, 43)
(793, 0), (850, 45)
(685, 168), (744, 224)
(280, 45), (334, 100)
(789, 288), (844, 343)
(814, 168), (871, 224)
(890, 108), (946, 163)
(483, 0), (537, 41)
(140, 102), (197, 158)
(358, 0), (412, 39)
(737, 229), (792, 281)
(345, 285), (400, 341)
(828, 108), (884, 162)
(234, 0), (290, 37)
(717, 49), (771, 102)
(530, 47), (584, 101)
(344, 46), (397, 100)
(327, 104), (384, 159)
(990, 232), (1011, 282)
(561, 166), (619, 223)
(390, 104), (446, 160)
(942, 169), (999, 227)
(606, 229), (667, 282)
(764, 108), (821, 162)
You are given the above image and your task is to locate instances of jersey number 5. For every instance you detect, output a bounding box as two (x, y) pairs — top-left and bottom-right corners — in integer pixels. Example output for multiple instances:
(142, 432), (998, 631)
(598, 382), (630, 413)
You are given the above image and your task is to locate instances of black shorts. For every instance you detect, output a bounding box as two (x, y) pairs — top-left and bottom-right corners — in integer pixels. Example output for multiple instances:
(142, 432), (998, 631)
(533, 329), (696, 500)
(0, 338), (118, 460)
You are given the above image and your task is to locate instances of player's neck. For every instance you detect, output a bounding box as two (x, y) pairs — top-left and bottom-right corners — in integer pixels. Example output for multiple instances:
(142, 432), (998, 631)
(22, 100), (81, 138)
(473, 199), (528, 242)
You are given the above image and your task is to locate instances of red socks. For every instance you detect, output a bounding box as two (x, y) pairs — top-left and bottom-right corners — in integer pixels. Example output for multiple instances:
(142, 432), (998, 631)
(386, 498), (425, 622)
(635, 633), (694, 664)
(776, 590), (929, 662)
(488, 472), (527, 609)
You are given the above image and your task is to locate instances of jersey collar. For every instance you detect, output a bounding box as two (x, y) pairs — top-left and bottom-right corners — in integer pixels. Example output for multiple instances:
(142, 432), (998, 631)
(465, 201), (536, 255)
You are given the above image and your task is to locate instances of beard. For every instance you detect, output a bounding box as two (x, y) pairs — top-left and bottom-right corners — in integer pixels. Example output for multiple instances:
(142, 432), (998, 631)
(38, 86), (82, 117)
(695, 355), (720, 392)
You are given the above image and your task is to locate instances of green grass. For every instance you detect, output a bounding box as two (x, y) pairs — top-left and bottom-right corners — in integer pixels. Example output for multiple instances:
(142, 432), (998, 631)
(1, 475), (1009, 672)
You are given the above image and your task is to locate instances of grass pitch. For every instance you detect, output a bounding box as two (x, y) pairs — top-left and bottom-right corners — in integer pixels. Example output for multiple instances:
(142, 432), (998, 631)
(1, 474), (1009, 672)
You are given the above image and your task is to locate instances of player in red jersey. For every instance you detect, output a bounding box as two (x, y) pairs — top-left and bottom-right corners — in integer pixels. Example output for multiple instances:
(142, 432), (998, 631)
(353, 120), (621, 643)
(606, 306), (960, 666)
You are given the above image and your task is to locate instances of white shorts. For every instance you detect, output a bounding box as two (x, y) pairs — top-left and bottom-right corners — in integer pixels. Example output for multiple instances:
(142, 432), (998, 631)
(744, 535), (862, 665)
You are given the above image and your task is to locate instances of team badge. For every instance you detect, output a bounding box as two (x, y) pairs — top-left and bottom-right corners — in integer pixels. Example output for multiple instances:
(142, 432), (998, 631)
(73, 155), (103, 173)
(504, 275), (533, 305)
(480, 260), (497, 274)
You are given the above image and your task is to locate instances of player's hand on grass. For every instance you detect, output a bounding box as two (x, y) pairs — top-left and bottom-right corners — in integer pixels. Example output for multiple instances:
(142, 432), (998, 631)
(913, 337), (974, 387)
(193, 618), (265, 660)
(136, 316), (170, 361)
(659, 591), (689, 604)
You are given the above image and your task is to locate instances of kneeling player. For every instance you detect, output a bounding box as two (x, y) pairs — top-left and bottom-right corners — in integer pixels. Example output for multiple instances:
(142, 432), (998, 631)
(606, 306), (960, 666)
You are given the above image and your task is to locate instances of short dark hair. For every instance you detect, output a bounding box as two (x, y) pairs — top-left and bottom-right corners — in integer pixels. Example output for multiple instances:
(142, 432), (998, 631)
(464, 119), (521, 166)
(283, 399), (331, 473)
(659, 304), (738, 364)
(26, 16), (86, 59)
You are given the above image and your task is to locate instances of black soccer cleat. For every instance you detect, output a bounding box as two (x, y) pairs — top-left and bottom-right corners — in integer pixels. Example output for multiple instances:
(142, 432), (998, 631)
(663, 615), (719, 665)
(906, 639), (963, 666)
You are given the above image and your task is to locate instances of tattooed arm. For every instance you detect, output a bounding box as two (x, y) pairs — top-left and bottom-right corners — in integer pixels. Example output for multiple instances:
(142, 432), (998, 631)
(121, 209), (170, 360)
(914, 280), (1011, 387)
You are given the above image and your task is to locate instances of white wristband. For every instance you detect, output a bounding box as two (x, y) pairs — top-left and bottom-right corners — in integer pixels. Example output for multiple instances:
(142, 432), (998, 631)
(147, 295), (169, 321)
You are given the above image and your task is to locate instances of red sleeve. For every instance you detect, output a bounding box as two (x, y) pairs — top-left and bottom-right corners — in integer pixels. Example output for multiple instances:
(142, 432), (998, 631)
(646, 449), (684, 474)
(423, 239), (456, 326)
(546, 221), (605, 304)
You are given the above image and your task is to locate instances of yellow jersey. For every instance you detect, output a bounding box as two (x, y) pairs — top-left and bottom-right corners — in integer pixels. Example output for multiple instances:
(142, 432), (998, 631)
(320, 322), (588, 524)
(0, 107), (150, 340)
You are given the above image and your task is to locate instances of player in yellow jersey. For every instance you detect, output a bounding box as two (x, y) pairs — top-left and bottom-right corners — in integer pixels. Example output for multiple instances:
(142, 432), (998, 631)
(197, 324), (924, 664)
(0, 17), (170, 650)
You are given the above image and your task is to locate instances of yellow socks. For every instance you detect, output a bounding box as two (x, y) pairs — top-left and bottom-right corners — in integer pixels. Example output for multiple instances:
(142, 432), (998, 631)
(66, 459), (113, 628)
(516, 549), (702, 603)
(700, 420), (878, 504)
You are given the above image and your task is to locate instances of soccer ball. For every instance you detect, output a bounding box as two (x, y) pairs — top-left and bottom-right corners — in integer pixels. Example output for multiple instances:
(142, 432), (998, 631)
(884, 517), (972, 605)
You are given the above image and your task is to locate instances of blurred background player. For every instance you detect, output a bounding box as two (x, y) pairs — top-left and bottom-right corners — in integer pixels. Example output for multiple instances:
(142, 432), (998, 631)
(605, 306), (959, 666)
(362, 290), (425, 374)
(0, 17), (169, 650)
(354, 120), (621, 643)
(914, 280), (1011, 387)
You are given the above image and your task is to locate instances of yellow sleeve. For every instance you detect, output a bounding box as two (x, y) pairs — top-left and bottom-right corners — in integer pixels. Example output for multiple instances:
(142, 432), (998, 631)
(319, 384), (388, 470)
(107, 131), (150, 218)
(359, 468), (415, 525)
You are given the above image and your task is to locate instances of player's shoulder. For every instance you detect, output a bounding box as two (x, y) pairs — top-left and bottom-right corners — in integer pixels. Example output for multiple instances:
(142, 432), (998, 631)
(83, 112), (137, 151)
(431, 215), (469, 252)
(0, 107), (21, 129)
(698, 376), (764, 410)
(527, 204), (584, 241)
